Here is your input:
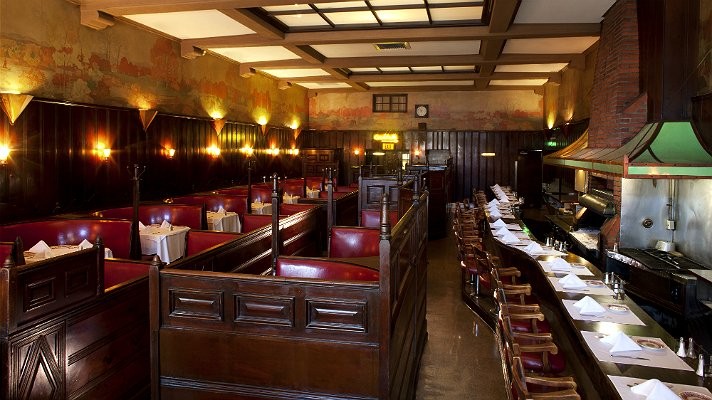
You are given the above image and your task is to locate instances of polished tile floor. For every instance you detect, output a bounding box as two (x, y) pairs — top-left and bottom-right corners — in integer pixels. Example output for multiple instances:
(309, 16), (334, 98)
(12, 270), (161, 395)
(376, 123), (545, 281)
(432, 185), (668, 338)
(415, 232), (508, 399)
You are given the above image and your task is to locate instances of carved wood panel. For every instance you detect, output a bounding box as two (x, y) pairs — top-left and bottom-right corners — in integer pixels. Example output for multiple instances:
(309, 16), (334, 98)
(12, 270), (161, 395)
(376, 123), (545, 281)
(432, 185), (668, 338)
(234, 293), (294, 327)
(306, 298), (367, 332)
(10, 322), (66, 399)
(168, 289), (224, 321)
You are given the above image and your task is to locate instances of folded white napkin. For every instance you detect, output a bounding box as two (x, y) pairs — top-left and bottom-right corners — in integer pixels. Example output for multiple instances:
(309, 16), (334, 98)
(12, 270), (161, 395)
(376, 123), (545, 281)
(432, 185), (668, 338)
(524, 242), (544, 254)
(491, 219), (506, 228)
(630, 379), (681, 400)
(495, 227), (510, 237)
(559, 273), (587, 289)
(139, 221), (146, 231)
(488, 198), (499, 206)
(549, 257), (572, 271)
(573, 296), (606, 315)
(489, 209), (502, 219)
(217, 206), (226, 214)
(501, 232), (520, 244)
(499, 196), (510, 203)
(160, 220), (172, 229)
(29, 240), (52, 258)
(79, 239), (93, 250)
(601, 331), (642, 353)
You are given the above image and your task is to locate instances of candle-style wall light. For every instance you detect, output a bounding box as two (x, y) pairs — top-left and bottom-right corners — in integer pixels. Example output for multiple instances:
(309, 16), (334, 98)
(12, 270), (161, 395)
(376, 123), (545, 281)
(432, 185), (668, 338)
(0, 144), (10, 165)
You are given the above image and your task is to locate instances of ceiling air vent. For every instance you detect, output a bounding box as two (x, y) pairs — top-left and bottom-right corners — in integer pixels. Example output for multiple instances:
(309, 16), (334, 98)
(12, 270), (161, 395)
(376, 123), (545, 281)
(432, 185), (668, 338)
(373, 42), (411, 51)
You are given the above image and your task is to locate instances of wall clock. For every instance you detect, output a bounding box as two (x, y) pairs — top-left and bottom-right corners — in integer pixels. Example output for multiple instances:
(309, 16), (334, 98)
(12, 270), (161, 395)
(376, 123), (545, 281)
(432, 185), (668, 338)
(415, 104), (429, 118)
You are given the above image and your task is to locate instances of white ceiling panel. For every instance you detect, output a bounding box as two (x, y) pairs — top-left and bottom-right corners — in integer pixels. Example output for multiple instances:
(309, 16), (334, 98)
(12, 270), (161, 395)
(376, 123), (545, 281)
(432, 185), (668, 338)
(495, 63), (569, 73)
(489, 79), (549, 86)
(314, 1), (367, 9)
(411, 66), (442, 71)
(211, 46), (300, 63)
(375, 9), (430, 23)
(314, 40), (479, 57)
(443, 65), (475, 71)
(430, 6), (483, 22)
(325, 11), (379, 25)
(369, 0), (423, 6)
(262, 4), (313, 12)
(124, 10), (255, 39)
(368, 80), (474, 87)
(298, 82), (353, 89)
(258, 68), (331, 78)
(428, 0), (480, 4)
(515, 0), (616, 23)
(379, 67), (412, 72)
(349, 67), (381, 73)
(275, 14), (330, 27)
(503, 37), (599, 54)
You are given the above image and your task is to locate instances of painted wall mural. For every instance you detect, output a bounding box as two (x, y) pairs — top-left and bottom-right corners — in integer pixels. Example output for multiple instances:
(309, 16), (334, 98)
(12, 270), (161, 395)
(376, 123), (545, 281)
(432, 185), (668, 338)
(0, 0), (308, 127)
(308, 90), (543, 131)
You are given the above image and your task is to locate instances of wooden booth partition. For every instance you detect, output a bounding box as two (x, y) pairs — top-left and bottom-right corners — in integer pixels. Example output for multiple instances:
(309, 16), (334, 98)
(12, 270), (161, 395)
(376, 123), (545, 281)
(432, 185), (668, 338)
(149, 191), (429, 399)
(0, 244), (153, 400)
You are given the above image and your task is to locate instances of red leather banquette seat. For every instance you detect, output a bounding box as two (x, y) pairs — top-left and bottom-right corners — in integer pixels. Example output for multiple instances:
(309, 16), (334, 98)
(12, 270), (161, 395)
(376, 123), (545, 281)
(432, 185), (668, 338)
(275, 256), (378, 281)
(97, 204), (206, 230)
(329, 226), (380, 258)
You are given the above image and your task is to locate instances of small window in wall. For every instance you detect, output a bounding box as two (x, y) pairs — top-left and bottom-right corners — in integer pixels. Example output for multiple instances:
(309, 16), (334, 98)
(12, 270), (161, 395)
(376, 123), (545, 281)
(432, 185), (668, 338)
(373, 94), (407, 113)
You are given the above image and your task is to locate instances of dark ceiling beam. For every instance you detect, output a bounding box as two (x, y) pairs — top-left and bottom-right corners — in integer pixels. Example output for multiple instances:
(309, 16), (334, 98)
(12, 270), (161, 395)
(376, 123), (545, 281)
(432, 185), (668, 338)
(308, 84), (540, 93)
(348, 71), (556, 82)
(245, 53), (579, 69)
(219, 9), (283, 40)
(477, 0), (519, 76)
(283, 45), (325, 64)
(78, 0), (353, 15)
(182, 23), (600, 49)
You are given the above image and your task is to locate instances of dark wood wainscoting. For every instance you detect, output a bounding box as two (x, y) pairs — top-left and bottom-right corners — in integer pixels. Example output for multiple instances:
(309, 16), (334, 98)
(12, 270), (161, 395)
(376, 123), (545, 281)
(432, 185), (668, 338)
(0, 99), (300, 223)
(300, 130), (544, 202)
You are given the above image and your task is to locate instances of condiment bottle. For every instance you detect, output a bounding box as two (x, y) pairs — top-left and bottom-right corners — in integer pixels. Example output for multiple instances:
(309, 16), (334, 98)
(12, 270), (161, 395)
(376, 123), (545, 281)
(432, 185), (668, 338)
(676, 337), (686, 357)
(687, 338), (696, 358)
(696, 354), (705, 377)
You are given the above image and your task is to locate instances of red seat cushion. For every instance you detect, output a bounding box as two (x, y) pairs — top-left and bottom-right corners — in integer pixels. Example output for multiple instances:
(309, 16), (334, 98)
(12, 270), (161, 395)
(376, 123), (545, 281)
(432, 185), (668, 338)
(329, 227), (380, 258)
(276, 257), (378, 281)
(509, 318), (551, 334)
(520, 350), (566, 373)
(360, 209), (398, 228)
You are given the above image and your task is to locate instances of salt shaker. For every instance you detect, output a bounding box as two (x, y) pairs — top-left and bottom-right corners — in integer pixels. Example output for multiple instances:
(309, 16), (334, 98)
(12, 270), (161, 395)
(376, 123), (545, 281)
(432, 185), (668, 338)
(697, 354), (706, 377)
(677, 337), (686, 357)
(687, 338), (696, 358)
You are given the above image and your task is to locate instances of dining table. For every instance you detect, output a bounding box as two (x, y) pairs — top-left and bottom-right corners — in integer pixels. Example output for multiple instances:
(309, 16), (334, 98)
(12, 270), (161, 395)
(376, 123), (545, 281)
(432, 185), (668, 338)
(139, 224), (190, 263)
(483, 197), (712, 400)
(206, 211), (241, 232)
(24, 243), (114, 263)
(251, 202), (272, 215)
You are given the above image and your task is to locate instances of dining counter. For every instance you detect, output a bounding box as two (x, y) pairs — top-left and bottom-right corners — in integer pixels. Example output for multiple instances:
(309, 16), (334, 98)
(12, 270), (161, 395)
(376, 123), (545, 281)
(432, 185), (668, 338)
(485, 211), (712, 399)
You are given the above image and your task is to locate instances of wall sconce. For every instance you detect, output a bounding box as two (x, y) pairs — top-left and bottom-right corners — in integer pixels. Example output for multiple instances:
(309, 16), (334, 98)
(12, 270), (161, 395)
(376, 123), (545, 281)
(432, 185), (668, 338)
(0, 92), (33, 125)
(413, 149), (421, 156)
(0, 144), (10, 165)
(138, 109), (158, 132)
(353, 148), (361, 156)
(163, 147), (176, 159)
(266, 147), (280, 156)
(239, 145), (254, 156)
(211, 118), (226, 135)
(207, 145), (221, 157)
(286, 147), (299, 156)
(257, 116), (268, 135)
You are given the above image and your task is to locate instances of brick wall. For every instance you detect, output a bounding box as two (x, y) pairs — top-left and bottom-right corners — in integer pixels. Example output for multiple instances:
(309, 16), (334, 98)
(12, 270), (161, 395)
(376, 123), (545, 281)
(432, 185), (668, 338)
(588, 0), (647, 149)
(588, 0), (647, 246)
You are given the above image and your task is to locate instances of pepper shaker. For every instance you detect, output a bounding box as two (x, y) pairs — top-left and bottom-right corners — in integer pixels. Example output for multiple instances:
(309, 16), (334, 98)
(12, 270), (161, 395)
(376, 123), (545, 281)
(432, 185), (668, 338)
(687, 338), (696, 358)
(696, 354), (706, 377)
(677, 337), (687, 357)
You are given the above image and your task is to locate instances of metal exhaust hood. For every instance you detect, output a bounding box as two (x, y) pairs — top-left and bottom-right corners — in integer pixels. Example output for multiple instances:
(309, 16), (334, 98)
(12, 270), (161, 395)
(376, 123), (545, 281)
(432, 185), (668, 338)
(544, 121), (712, 178)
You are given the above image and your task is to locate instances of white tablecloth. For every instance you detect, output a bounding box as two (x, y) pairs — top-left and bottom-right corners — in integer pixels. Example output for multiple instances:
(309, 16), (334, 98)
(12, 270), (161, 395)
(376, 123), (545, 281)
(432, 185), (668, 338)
(548, 276), (615, 295)
(207, 211), (241, 232)
(139, 225), (190, 263)
(581, 330), (693, 371)
(608, 375), (712, 400)
(283, 194), (300, 204)
(24, 245), (113, 263)
(251, 203), (272, 215)
(562, 299), (645, 325)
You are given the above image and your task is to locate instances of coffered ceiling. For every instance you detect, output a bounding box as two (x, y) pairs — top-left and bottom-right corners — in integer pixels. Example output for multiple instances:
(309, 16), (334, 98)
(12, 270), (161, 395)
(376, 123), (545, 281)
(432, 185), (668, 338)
(73, 0), (616, 93)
